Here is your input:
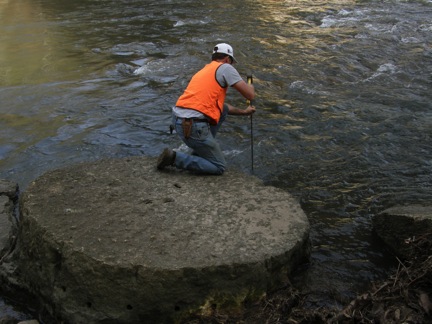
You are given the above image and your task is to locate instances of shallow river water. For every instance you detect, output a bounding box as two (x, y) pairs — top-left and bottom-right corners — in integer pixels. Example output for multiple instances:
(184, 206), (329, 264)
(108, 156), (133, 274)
(1, 0), (432, 320)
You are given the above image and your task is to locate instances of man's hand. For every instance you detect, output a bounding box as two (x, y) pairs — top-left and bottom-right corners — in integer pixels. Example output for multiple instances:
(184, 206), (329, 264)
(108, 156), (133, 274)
(244, 105), (256, 116)
(227, 104), (256, 116)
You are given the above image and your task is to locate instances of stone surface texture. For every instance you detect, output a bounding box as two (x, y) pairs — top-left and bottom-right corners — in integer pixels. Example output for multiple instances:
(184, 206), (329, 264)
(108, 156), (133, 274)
(373, 205), (432, 259)
(13, 157), (310, 323)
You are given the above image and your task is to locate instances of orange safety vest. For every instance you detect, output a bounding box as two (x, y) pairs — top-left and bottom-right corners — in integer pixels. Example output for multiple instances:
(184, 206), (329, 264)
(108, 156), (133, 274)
(176, 61), (228, 125)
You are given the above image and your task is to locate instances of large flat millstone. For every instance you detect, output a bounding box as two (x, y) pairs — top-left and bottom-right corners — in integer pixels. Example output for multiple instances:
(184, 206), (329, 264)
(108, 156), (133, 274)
(17, 157), (310, 323)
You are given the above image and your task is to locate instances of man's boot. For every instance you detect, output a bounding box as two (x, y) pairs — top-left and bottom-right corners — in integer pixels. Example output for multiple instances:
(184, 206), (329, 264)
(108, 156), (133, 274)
(157, 148), (176, 170)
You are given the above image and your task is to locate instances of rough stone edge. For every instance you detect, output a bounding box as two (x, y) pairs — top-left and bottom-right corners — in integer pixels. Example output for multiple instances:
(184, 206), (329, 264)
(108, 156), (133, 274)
(0, 179), (19, 265)
(21, 235), (310, 323)
(0, 180), (44, 323)
(372, 205), (432, 259)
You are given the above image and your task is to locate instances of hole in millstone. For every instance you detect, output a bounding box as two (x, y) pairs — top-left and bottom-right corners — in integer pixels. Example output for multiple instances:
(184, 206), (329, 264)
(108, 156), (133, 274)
(174, 305), (180, 311)
(126, 304), (133, 310)
(87, 302), (92, 308)
(61, 286), (66, 292)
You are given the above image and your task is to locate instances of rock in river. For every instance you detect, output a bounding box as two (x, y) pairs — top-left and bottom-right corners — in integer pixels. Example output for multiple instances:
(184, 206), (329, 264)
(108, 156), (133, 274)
(12, 157), (310, 323)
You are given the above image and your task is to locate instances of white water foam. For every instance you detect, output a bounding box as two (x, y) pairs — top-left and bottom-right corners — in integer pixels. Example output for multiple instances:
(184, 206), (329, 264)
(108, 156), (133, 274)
(364, 63), (398, 82)
(320, 8), (366, 28)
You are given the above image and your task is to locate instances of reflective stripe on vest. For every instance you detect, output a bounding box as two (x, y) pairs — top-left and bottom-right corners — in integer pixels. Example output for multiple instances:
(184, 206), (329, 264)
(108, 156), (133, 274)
(176, 61), (228, 125)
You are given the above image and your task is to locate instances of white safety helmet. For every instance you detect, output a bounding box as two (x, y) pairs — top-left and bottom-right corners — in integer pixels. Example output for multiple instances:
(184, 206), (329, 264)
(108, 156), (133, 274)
(213, 43), (237, 63)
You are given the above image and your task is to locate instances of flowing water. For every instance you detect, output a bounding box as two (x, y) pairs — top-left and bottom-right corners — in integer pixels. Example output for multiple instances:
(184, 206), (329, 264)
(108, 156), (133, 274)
(1, 0), (431, 320)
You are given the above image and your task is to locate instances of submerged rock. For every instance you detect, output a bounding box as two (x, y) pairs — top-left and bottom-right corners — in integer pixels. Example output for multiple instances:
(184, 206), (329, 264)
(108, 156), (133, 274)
(373, 205), (432, 259)
(9, 157), (310, 323)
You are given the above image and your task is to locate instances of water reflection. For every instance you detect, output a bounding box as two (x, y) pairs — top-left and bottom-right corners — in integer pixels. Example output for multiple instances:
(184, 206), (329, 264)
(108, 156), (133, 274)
(0, 0), (49, 85)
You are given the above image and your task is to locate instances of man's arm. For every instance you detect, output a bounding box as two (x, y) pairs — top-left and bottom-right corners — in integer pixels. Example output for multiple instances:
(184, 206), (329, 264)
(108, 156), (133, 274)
(227, 103), (256, 116)
(232, 80), (255, 101)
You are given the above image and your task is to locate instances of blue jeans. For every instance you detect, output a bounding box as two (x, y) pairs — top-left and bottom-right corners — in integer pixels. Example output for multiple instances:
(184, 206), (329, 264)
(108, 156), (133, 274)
(173, 105), (229, 175)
